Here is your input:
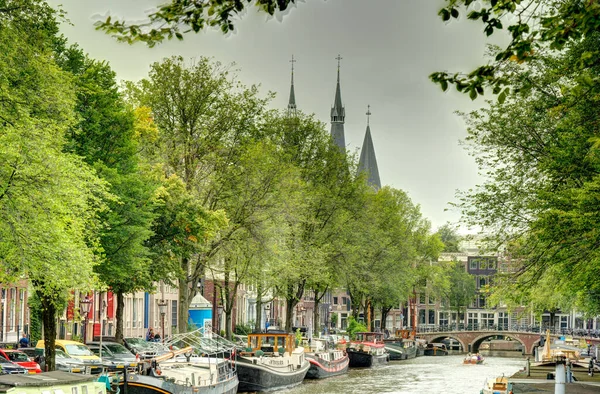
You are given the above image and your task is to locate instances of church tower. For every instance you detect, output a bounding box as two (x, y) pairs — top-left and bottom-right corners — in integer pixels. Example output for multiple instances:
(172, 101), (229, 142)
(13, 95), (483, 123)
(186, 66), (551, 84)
(287, 55), (297, 117)
(330, 55), (346, 150)
(358, 105), (381, 190)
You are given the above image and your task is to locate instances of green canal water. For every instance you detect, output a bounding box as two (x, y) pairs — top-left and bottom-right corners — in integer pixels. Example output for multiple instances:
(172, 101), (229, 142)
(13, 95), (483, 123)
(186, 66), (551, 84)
(278, 355), (526, 394)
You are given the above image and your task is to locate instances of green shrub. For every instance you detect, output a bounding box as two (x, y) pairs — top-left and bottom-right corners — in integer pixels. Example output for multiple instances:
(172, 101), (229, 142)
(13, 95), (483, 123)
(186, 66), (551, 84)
(346, 316), (367, 340)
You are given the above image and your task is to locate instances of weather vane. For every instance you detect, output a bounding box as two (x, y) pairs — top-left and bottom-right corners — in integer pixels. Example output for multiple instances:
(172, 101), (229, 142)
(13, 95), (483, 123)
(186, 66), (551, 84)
(366, 105), (371, 125)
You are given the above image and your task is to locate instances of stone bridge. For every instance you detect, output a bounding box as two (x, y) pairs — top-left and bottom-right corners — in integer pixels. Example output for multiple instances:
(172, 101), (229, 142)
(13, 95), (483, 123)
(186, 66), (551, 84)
(417, 331), (548, 355)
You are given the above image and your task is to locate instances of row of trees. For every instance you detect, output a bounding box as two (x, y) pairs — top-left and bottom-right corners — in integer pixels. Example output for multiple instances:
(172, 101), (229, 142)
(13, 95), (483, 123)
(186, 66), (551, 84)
(1, 0), (451, 370)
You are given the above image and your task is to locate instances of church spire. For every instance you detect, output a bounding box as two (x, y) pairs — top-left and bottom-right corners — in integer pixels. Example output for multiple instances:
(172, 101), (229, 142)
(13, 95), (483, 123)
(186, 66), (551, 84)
(330, 54), (346, 149)
(287, 55), (297, 117)
(358, 105), (381, 190)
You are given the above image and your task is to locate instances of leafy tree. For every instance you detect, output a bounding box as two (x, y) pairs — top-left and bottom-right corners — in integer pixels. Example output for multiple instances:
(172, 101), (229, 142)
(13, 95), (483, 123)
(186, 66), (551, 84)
(56, 48), (162, 344)
(455, 34), (600, 314)
(96, 0), (298, 47)
(443, 260), (475, 328)
(0, 0), (107, 370)
(130, 56), (276, 332)
(436, 223), (463, 253)
(431, 0), (600, 101)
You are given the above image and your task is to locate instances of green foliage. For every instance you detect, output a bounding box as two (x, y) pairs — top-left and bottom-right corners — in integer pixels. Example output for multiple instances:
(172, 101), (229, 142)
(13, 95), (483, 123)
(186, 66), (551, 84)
(96, 0), (298, 47)
(436, 223), (463, 253)
(235, 323), (253, 335)
(346, 316), (367, 340)
(455, 34), (600, 314)
(444, 260), (475, 315)
(432, 1), (600, 101)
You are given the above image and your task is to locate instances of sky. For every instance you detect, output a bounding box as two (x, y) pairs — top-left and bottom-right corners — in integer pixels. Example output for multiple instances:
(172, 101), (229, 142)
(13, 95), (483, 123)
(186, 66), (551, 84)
(46, 0), (498, 231)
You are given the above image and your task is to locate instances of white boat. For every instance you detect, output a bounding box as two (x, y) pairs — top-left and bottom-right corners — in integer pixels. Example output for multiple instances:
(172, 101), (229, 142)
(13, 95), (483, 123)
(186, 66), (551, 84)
(480, 376), (511, 394)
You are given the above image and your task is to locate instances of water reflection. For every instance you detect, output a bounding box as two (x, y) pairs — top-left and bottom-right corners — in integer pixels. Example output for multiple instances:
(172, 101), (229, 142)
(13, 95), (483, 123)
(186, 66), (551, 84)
(278, 355), (525, 394)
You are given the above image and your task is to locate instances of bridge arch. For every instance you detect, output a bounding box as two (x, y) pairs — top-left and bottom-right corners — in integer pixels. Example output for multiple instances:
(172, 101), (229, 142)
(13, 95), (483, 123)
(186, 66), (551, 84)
(427, 335), (466, 352)
(470, 333), (525, 354)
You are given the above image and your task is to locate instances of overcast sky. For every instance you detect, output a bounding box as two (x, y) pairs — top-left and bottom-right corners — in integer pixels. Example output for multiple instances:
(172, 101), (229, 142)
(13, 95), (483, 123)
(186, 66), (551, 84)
(47, 0), (498, 231)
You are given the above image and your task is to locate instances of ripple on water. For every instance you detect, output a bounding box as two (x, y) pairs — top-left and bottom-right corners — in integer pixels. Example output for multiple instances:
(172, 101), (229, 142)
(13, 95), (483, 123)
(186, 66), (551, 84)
(277, 355), (526, 394)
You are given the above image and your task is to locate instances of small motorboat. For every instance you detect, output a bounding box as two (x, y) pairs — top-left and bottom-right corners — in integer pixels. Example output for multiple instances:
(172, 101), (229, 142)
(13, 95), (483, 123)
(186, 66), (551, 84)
(464, 353), (484, 364)
(480, 376), (512, 394)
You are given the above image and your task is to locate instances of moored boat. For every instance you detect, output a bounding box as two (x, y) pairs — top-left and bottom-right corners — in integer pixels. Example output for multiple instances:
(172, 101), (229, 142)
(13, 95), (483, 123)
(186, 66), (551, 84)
(0, 371), (106, 394)
(424, 343), (448, 356)
(384, 336), (417, 360)
(481, 376), (512, 394)
(347, 332), (389, 368)
(118, 346), (238, 394)
(463, 353), (484, 364)
(305, 339), (349, 379)
(235, 332), (309, 392)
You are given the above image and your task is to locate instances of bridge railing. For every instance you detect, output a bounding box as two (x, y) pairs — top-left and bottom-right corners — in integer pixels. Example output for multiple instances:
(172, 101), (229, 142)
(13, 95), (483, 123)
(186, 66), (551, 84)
(413, 325), (600, 337)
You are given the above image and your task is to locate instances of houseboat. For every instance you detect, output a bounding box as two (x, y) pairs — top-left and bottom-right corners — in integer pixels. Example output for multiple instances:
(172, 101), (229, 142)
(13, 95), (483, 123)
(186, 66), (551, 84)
(235, 332), (309, 392)
(0, 371), (105, 394)
(118, 346), (238, 394)
(346, 332), (389, 368)
(305, 338), (349, 379)
(423, 342), (448, 356)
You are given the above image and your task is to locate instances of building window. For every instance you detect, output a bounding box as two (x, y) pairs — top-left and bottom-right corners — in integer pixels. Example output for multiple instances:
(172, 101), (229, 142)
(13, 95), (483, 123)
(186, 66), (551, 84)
(171, 300), (177, 327)
(419, 293), (426, 304)
(479, 277), (487, 288)
(418, 309), (426, 324)
(488, 260), (496, 270)
(498, 312), (509, 330)
(481, 313), (494, 328)
(428, 296), (435, 305)
(469, 259), (478, 270)
(333, 297), (338, 305)
(480, 260), (487, 270)
(132, 297), (138, 328)
(479, 294), (486, 309)
(560, 316), (568, 329)
(439, 312), (448, 326)
(468, 312), (478, 328)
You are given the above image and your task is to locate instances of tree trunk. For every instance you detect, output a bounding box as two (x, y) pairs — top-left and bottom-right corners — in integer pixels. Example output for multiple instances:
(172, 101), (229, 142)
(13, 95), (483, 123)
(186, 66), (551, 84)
(115, 292), (125, 344)
(285, 298), (296, 333)
(254, 282), (263, 333)
(178, 257), (190, 334)
(312, 299), (320, 337)
(39, 291), (57, 372)
(380, 306), (391, 331)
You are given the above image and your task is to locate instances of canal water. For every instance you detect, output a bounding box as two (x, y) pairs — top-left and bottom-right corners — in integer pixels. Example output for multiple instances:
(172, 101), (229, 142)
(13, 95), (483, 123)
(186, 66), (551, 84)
(278, 355), (526, 394)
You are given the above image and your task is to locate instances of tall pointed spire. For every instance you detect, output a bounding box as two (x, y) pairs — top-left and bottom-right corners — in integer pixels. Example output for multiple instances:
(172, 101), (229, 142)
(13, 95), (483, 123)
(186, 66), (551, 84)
(287, 55), (297, 117)
(330, 54), (346, 150)
(358, 105), (381, 190)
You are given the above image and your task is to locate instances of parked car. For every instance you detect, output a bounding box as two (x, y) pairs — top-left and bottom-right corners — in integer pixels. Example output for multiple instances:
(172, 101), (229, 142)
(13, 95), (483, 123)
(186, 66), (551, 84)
(21, 348), (86, 373)
(35, 340), (103, 374)
(0, 348), (41, 373)
(87, 341), (138, 371)
(0, 356), (27, 375)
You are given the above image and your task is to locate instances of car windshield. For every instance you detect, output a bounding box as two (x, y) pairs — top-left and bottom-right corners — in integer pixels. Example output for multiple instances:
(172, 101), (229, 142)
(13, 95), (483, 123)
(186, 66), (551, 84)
(55, 349), (70, 359)
(126, 338), (153, 349)
(105, 343), (130, 355)
(65, 344), (94, 356)
(7, 352), (30, 362)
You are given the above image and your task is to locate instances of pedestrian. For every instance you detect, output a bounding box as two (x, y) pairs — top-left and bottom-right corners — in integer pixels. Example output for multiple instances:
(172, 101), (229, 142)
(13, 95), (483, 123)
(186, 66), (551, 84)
(18, 332), (29, 348)
(146, 327), (154, 341)
(153, 333), (161, 342)
(589, 357), (595, 377)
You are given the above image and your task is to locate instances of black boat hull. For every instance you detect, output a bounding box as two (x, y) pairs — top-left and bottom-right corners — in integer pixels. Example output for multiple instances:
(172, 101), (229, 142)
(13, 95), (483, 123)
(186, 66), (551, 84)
(347, 349), (388, 368)
(305, 355), (349, 379)
(235, 357), (310, 392)
(119, 372), (238, 394)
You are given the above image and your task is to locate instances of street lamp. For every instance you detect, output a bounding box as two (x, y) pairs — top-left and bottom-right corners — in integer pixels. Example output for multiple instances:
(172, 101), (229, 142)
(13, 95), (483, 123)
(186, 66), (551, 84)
(157, 299), (168, 343)
(217, 305), (223, 336)
(79, 296), (92, 344)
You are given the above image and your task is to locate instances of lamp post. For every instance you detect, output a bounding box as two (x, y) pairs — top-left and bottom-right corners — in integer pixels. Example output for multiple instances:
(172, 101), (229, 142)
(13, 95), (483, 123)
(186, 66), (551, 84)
(0, 289), (5, 343)
(79, 296), (92, 344)
(157, 299), (167, 343)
